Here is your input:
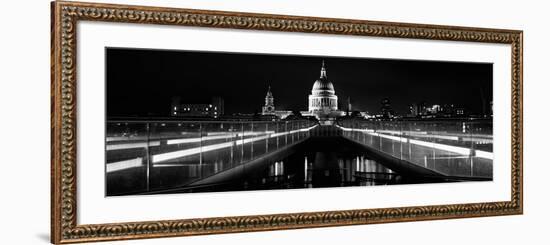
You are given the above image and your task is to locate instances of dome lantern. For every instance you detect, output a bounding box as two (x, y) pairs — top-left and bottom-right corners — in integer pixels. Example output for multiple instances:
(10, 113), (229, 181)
(320, 60), (327, 78)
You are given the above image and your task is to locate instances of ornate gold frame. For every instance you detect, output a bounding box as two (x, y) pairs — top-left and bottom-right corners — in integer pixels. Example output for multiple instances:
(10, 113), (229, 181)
(51, 1), (523, 243)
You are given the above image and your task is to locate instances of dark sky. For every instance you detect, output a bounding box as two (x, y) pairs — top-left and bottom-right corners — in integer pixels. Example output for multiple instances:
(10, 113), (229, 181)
(106, 48), (492, 117)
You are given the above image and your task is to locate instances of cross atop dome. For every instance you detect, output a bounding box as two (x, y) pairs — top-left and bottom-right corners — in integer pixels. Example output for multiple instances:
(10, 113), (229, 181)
(320, 60), (327, 78)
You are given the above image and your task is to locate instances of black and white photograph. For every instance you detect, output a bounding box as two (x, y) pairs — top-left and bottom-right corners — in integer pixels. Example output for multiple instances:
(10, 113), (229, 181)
(105, 48), (493, 196)
(5, 0), (545, 243)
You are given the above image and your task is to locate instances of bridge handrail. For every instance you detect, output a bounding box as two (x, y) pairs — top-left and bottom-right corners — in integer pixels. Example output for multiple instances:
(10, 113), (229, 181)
(105, 119), (318, 195)
(336, 119), (493, 179)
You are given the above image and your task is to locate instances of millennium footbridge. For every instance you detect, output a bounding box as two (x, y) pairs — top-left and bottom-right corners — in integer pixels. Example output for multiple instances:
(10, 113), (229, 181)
(106, 119), (492, 196)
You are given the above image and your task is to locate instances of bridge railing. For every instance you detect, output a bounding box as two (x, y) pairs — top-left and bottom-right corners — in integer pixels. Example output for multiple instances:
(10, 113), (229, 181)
(337, 120), (493, 178)
(106, 120), (317, 195)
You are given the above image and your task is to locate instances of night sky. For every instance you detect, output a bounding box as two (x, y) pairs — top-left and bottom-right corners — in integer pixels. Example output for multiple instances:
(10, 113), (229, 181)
(106, 48), (492, 117)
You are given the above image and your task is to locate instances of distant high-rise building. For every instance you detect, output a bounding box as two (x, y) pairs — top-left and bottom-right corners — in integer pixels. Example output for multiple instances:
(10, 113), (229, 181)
(380, 98), (394, 118)
(211, 97), (224, 116)
(409, 103), (420, 117)
(347, 97), (352, 115)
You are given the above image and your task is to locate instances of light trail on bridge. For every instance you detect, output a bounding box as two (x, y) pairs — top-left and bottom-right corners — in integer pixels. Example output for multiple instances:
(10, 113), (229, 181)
(105, 130), (306, 151)
(152, 125), (317, 163)
(336, 125), (493, 160)
(106, 125), (318, 173)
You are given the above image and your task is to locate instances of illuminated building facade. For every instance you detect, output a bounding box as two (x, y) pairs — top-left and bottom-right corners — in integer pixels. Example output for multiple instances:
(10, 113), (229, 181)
(408, 102), (467, 118)
(308, 61), (339, 113)
(261, 86), (292, 119)
(171, 96), (224, 118)
(379, 98), (395, 119)
(303, 61), (344, 121)
(262, 86), (275, 115)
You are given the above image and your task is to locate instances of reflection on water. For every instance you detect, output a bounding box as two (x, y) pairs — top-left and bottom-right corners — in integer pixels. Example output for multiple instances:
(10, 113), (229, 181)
(339, 156), (398, 186)
(268, 161), (285, 177)
(244, 150), (403, 191)
(109, 136), (448, 195)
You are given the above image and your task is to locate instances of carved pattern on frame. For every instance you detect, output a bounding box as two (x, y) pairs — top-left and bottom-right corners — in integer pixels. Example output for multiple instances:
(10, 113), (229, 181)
(52, 1), (522, 243)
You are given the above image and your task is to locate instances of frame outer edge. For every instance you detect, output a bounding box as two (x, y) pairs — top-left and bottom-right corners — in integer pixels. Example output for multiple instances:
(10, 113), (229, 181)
(51, 1), (62, 244)
(50, 1), (524, 243)
(55, 0), (522, 34)
(518, 31), (524, 214)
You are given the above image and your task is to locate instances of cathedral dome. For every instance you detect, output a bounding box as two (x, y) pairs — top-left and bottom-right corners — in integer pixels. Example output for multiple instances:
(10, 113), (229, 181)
(311, 61), (335, 95)
(312, 78), (335, 94)
(308, 60), (339, 115)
